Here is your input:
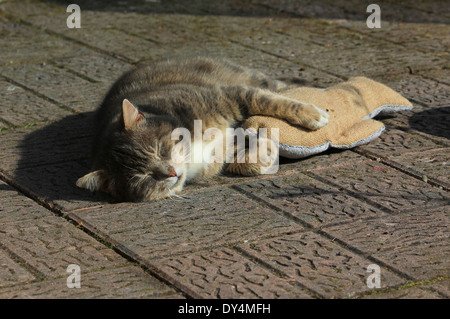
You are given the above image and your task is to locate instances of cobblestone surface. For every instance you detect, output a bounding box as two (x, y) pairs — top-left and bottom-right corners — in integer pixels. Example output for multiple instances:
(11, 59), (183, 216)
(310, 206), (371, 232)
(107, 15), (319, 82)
(0, 0), (448, 299)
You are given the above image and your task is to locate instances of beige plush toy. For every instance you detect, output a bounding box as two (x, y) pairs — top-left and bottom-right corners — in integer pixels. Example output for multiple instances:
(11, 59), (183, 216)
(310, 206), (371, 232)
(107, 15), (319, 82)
(243, 77), (413, 158)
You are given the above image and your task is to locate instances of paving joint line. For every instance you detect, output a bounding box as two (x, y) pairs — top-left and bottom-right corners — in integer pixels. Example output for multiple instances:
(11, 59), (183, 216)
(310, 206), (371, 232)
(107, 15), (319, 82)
(228, 38), (348, 80)
(231, 245), (325, 299)
(0, 74), (76, 114)
(4, 157), (90, 172)
(352, 275), (450, 299)
(391, 125), (450, 149)
(352, 148), (450, 191)
(229, 179), (419, 284)
(408, 96), (449, 109)
(66, 212), (201, 299)
(419, 73), (450, 86)
(0, 117), (15, 128)
(104, 228), (307, 261)
(146, 9), (348, 81)
(109, 25), (162, 45)
(229, 184), (318, 230)
(409, 131), (450, 148)
(2, 12), (135, 64)
(52, 62), (100, 84)
(302, 171), (397, 214)
(0, 170), (197, 299)
(254, 1), (450, 66)
(0, 240), (47, 282)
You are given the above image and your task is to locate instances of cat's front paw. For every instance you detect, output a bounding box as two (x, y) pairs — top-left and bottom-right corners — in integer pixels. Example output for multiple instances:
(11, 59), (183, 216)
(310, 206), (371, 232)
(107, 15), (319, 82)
(290, 103), (330, 130)
(307, 104), (330, 130)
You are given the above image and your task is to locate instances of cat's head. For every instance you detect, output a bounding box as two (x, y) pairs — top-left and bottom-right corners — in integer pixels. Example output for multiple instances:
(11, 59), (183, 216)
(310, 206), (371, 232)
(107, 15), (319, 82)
(76, 99), (187, 202)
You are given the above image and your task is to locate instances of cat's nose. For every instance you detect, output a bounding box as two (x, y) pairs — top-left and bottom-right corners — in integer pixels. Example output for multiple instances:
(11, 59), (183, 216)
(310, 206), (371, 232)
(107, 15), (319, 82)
(167, 166), (177, 177)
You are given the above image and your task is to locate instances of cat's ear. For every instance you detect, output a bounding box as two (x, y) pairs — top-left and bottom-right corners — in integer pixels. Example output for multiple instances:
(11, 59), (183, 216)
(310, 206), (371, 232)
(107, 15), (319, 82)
(76, 170), (110, 193)
(122, 99), (145, 129)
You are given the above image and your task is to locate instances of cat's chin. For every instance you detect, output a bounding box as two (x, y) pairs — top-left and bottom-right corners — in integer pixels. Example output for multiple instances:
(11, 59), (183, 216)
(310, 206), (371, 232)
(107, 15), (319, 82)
(166, 176), (178, 186)
(167, 171), (186, 193)
(166, 173), (183, 188)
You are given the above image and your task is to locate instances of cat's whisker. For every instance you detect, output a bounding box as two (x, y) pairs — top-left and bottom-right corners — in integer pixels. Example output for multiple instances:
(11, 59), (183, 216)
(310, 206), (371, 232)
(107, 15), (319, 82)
(164, 187), (186, 200)
(172, 193), (187, 200)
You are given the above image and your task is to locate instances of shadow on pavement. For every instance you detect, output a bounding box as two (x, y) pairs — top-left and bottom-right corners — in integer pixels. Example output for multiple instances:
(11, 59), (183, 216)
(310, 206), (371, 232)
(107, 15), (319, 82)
(13, 111), (114, 206)
(46, 0), (449, 24)
(409, 106), (450, 139)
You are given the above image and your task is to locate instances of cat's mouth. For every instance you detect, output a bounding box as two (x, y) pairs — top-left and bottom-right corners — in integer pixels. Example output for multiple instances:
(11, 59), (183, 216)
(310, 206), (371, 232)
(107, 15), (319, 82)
(166, 172), (184, 189)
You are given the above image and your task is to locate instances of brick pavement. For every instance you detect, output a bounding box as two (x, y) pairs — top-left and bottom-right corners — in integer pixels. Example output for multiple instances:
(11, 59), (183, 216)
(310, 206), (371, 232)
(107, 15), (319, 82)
(0, 0), (448, 299)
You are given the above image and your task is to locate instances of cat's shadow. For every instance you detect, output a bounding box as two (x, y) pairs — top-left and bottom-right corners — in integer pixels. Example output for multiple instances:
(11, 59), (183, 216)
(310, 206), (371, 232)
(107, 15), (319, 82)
(14, 111), (113, 207)
(408, 106), (450, 140)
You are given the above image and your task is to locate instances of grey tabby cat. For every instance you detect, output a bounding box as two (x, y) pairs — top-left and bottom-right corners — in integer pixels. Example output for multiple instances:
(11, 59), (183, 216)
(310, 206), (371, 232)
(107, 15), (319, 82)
(76, 56), (329, 202)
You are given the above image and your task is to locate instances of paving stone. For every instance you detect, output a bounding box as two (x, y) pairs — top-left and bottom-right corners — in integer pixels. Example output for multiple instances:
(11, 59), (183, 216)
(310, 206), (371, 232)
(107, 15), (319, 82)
(0, 80), (71, 129)
(0, 266), (181, 299)
(14, 6), (175, 62)
(1, 63), (106, 113)
(307, 159), (449, 212)
(237, 231), (405, 298)
(373, 240), (449, 281)
(322, 204), (450, 286)
(389, 149), (449, 184)
(165, 15), (328, 58)
(232, 171), (386, 228)
(0, 19), (88, 66)
(426, 278), (450, 297)
(0, 112), (94, 172)
(378, 107), (450, 145)
(0, 251), (36, 288)
(103, 11), (341, 85)
(404, 107), (450, 146)
(420, 68), (450, 86)
(265, 0), (450, 24)
(298, 46), (447, 78)
(111, 13), (203, 45)
(322, 206), (449, 255)
(0, 179), (178, 297)
(274, 18), (390, 52)
(8, 160), (106, 211)
(187, 0), (285, 16)
(257, 0), (364, 21)
(278, 149), (364, 173)
(55, 53), (132, 83)
(396, 0), (450, 18)
(361, 286), (443, 299)
(384, 76), (450, 109)
(154, 13), (355, 84)
(74, 188), (303, 258)
(356, 127), (444, 156)
(0, 180), (55, 223)
(334, 19), (450, 54)
(0, 214), (128, 278)
(153, 247), (313, 298)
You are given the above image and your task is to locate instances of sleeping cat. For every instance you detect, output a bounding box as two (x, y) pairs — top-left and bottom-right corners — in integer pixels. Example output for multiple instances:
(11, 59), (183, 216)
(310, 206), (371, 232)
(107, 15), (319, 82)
(76, 56), (329, 201)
